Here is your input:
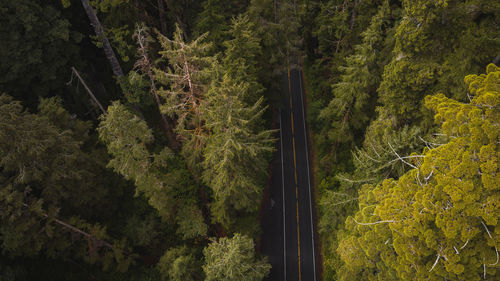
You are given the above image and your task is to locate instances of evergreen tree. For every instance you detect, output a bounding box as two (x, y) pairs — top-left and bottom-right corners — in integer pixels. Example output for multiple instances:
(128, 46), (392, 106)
(223, 14), (265, 104)
(378, 0), (500, 124)
(195, 0), (248, 51)
(98, 101), (207, 239)
(337, 64), (500, 280)
(0, 94), (130, 271)
(203, 233), (271, 281)
(0, 0), (80, 102)
(319, 1), (391, 145)
(157, 245), (203, 281)
(155, 25), (215, 167)
(202, 73), (275, 229)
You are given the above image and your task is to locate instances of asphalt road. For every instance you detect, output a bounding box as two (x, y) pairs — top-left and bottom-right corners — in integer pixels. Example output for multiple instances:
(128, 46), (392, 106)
(262, 67), (317, 281)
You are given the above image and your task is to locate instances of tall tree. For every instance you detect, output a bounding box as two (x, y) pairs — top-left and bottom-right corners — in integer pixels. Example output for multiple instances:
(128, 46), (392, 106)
(157, 245), (203, 281)
(202, 73), (275, 228)
(377, 0), (500, 124)
(98, 101), (207, 239)
(223, 14), (265, 104)
(319, 1), (391, 145)
(195, 0), (248, 51)
(337, 64), (500, 280)
(0, 0), (80, 102)
(0, 94), (130, 271)
(155, 25), (215, 167)
(203, 233), (271, 281)
(78, 0), (124, 77)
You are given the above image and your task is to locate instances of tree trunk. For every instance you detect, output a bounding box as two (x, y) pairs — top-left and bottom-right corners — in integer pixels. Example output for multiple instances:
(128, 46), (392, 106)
(80, 0), (124, 77)
(158, 0), (168, 35)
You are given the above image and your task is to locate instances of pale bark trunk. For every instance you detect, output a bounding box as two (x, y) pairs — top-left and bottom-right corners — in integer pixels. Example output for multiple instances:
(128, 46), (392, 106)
(80, 0), (124, 77)
(71, 67), (106, 114)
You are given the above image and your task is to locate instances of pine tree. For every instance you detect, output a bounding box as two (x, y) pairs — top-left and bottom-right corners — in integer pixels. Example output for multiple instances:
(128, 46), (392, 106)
(157, 245), (203, 281)
(223, 14), (265, 104)
(202, 72), (275, 228)
(155, 25), (215, 167)
(203, 233), (271, 281)
(0, 94), (130, 271)
(319, 1), (391, 145)
(98, 101), (207, 238)
(378, 0), (500, 124)
(195, 0), (248, 51)
(0, 0), (80, 101)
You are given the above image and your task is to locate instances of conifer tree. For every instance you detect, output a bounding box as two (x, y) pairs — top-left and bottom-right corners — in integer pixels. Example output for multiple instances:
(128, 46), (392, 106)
(223, 14), (265, 104)
(0, 0), (80, 101)
(203, 233), (271, 281)
(320, 1), (391, 145)
(378, 0), (500, 124)
(201, 73), (275, 228)
(0, 94), (130, 271)
(157, 245), (203, 281)
(337, 64), (500, 280)
(98, 101), (207, 238)
(155, 25), (215, 167)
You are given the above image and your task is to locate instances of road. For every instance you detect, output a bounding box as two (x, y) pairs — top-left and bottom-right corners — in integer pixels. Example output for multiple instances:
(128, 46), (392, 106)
(261, 67), (318, 281)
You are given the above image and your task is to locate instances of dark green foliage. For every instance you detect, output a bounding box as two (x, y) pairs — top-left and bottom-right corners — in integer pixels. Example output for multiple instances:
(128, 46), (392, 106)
(319, 1), (392, 145)
(98, 101), (207, 238)
(1, 0), (279, 279)
(4, 0), (497, 279)
(0, 94), (131, 271)
(378, 0), (500, 124)
(0, 0), (80, 102)
(195, 0), (249, 51)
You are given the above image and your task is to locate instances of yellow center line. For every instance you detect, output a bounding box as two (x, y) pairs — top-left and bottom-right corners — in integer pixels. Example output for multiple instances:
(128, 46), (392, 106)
(288, 66), (301, 281)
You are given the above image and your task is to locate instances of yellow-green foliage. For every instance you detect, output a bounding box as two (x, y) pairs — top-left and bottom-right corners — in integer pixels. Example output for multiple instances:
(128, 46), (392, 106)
(337, 64), (500, 280)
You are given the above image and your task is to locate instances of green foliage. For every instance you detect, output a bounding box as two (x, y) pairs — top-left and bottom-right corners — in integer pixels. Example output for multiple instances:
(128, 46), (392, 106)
(0, 94), (130, 271)
(203, 234), (271, 281)
(157, 246), (203, 281)
(223, 14), (265, 104)
(195, 0), (248, 51)
(98, 101), (207, 238)
(155, 25), (215, 166)
(337, 65), (500, 280)
(202, 73), (275, 228)
(319, 118), (425, 279)
(319, 1), (392, 145)
(378, 0), (500, 124)
(0, 0), (80, 101)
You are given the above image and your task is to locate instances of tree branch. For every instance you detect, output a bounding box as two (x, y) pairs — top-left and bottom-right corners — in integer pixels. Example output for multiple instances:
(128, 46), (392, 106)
(429, 254), (440, 272)
(70, 67), (106, 114)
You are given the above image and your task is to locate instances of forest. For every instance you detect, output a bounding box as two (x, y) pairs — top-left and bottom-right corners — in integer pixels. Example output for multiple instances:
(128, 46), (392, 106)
(0, 0), (498, 281)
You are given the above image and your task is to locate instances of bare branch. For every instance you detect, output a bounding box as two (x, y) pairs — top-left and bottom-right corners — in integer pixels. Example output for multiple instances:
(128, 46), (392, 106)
(481, 221), (492, 239)
(481, 221), (499, 266)
(70, 67), (106, 114)
(336, 175), (375, 183)
(388, 142), (418, 169)
(460, 239), (469, 250)
(429, 254), (440, 272)
(425, 170), (434, 182)
(22, 203), (112, 249)
(353, 218), (394, 226)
